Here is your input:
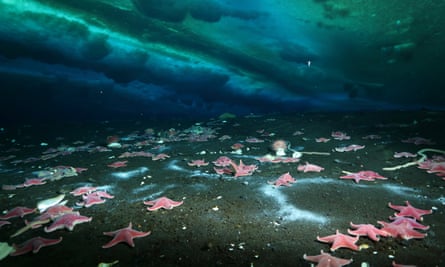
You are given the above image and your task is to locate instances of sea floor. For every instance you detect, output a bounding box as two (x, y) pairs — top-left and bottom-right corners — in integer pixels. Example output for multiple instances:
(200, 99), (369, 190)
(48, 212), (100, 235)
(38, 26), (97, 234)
(0, 111), (444, 267)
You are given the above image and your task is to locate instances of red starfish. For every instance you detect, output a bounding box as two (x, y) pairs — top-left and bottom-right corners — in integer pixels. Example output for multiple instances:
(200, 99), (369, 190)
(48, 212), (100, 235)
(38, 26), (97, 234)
(143, 196), (183, 211)
(388, 201), (432, 221)
(317, 230), (360, 251)
(10, 236), (63, 256)
(102, 222), (151, 248)
(304, 249), (353, 267)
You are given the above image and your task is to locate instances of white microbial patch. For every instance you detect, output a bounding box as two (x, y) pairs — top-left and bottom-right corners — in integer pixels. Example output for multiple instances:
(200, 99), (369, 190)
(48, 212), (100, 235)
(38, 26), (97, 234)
(167, 160), (220, 179)
(95, 184), (115, 192)
(155, 145), (171, 153)
(186, 183), (209, 191)
(295, 177), (339, 185)
(132, 184), (157, 194)
(129, 187), (164, 203)
(166, 160), (187, 172)
(189, 170), (220, 179)
(435, 196), (445, 205)
(260, 185), (328, 224)
(111, 167), (149, 179)
(382, 184), (419, 196)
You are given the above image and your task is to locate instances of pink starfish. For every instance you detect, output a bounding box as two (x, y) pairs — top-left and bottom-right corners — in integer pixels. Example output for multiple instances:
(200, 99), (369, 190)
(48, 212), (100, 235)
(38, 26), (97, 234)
(107, 161), (128, 168)
(0, 206), (36, 220)
(22, 178), (47, 187)
(304, 249), (353, 267)
(281, 157), (300, 163)
(74, 167), (88, 173)
(377, 220), (427, 240)
(393, 152), (417, 158)
(268, 172), (296, 187)
(94, 190), (114, 199)
(340, 170), (387, 183)
(402, 137), (434, 145)
(427, 162), (445, 175)
(10, 236), (63, 256)
(2, 184), (19, 190)
(388, 216), (429, 230)
(388, 201), (432, 221)
(331, 131), (351, 140)
(44, 212), (92, 232)
(143, 196), (184, 211)
(187, 159), (209, 167)
(152, 153), (170, 161)
(0, 220), (11, 229)
(335, 144), (365, 152)
(347, 222), (389, 241)
(245, 137), (264, 143)
(297, 162), (324, 173)
(35, 205), (74, 221)
(392, 261), (417, 267)
(76, 191), (113, 207)
(102, 222), (151, 248)
(362, 134), (381, 140)
(212, 156), (233, 167)
(118, 151), (153, 158)
(229, 160), (258, 177)
(76, 192), (107, 208)
(256, 156), (282, 163)
(70, 186), (98, 196)
(316, 230), (360, 251)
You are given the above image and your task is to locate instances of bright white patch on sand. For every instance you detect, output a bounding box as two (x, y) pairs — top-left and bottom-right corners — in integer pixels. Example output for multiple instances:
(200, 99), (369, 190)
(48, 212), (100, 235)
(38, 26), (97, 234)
(111, 167), (148, 179)
(260, 185), (328, 224)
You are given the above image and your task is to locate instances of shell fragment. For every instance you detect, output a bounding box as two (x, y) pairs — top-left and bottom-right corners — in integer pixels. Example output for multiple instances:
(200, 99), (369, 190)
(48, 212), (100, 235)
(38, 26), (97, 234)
(37, 194), (65, 213)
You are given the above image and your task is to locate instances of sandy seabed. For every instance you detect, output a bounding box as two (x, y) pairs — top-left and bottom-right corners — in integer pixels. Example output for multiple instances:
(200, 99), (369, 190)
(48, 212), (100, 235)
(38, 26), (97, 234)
(1, 111), (444, 267)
